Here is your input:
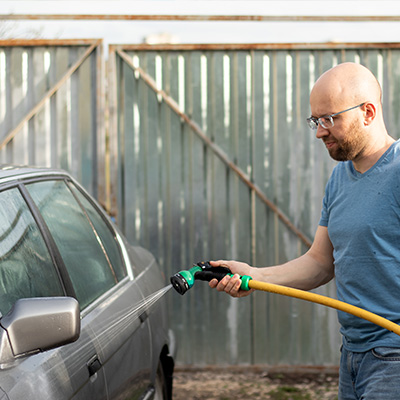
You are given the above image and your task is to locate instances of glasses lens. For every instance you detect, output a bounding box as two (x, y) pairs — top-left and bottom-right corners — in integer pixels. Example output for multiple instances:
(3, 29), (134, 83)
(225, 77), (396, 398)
(320, 116), (334, 129)
(307, 118), (318, 130)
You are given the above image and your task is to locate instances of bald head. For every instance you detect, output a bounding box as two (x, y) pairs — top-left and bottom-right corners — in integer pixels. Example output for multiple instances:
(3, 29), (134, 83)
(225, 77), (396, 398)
(310, 62), (393, 171)
(310, 62), (382, 112)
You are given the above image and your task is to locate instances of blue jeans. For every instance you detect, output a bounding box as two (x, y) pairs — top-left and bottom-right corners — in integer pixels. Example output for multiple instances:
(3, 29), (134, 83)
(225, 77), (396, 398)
(339, 346), (400, 399)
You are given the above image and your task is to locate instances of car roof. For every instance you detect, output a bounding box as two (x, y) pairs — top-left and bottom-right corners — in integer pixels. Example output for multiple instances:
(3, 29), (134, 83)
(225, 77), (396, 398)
(0, 165), (69, 183)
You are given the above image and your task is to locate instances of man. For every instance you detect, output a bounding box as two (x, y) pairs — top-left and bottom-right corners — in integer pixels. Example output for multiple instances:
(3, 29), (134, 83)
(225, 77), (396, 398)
(209, 62), (400, 399)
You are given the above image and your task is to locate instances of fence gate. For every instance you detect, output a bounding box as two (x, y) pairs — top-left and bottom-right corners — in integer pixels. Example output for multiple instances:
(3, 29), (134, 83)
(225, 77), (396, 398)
(109, 43), (400, 366)
(107, 43), (400, 366)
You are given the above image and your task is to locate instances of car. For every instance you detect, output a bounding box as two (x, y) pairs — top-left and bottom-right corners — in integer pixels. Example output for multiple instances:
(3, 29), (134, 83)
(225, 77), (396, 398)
(0, 166), (175, 400)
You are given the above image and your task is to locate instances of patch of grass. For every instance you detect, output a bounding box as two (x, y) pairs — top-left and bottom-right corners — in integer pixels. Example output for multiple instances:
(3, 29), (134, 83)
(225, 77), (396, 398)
(269, 386), (312, 400)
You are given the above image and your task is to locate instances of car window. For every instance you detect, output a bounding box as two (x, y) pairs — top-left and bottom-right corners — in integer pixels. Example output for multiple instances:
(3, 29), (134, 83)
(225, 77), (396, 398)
(68, 183), (126, 281)
(0, 187), (64, 316)
(26, 180), (118, 310)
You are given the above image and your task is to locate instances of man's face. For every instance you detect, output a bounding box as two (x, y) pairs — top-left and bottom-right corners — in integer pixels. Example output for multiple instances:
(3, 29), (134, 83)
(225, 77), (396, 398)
(311, 101), (368, 162)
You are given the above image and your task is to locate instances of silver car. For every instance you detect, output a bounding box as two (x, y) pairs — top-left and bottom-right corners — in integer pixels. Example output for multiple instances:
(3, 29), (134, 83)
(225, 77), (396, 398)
(0, 166), (175, 400)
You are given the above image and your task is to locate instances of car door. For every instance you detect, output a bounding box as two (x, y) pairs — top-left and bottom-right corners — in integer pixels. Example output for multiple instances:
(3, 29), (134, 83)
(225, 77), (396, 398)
(68, 183), (155, 399)
(0, 183), (108, 400)
(25, 177), (153, 399)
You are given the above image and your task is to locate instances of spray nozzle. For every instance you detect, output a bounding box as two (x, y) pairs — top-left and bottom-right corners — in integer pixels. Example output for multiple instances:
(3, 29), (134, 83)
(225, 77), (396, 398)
(170, 261), (252, 295)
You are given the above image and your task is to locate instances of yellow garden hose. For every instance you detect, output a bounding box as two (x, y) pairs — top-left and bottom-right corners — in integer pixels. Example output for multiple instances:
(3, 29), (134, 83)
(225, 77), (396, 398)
(248, 279), (400, 337)
(170, 262), (400, 337)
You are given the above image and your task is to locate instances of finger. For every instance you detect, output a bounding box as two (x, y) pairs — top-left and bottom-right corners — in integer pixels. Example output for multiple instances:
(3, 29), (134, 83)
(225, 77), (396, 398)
(226, 274), (242, 294)
(209, 278), (218, 288)
(219, 274), (240, 294)
(215, 274), (231, 292)
(209, 260), (228, 267)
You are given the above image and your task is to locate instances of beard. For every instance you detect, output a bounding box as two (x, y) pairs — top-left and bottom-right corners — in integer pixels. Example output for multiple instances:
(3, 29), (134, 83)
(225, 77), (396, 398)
(325, 121), (368, 162)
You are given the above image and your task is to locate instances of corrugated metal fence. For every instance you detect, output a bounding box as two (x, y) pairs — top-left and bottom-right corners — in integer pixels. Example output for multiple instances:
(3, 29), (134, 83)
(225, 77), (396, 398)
(3, 40), (400, 366)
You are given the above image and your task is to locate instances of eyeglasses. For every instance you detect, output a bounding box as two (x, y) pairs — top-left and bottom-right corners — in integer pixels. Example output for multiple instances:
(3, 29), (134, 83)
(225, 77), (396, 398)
(307, 102), (366, 130)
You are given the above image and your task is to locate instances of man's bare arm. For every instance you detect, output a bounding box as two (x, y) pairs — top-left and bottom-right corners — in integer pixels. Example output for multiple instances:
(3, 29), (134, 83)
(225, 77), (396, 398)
(209, 225), (335, 297)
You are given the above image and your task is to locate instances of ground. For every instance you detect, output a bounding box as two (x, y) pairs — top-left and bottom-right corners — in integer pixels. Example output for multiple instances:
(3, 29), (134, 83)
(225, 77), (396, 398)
(173, 366), (339, 400)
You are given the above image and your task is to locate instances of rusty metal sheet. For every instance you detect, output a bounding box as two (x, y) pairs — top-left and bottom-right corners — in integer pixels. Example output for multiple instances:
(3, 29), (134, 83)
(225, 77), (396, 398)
(2, 14), (400, 22)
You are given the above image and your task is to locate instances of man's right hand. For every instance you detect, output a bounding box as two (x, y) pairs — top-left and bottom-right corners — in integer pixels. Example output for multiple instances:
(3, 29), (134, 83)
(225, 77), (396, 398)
(208, 260), (254, 298)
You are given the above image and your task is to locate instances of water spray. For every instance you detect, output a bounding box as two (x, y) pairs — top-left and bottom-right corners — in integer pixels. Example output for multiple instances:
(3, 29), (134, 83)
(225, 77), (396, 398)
(171, 261), (400, 337)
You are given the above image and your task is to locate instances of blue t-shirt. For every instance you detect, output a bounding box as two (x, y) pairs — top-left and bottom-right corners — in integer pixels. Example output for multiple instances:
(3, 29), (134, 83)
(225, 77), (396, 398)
(320, 139), (400, 351)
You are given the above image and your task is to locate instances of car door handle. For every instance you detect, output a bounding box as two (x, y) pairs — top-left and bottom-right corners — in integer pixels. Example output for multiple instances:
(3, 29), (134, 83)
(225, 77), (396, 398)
(139, 310), (148, 323)
(87, 355), (102, 377)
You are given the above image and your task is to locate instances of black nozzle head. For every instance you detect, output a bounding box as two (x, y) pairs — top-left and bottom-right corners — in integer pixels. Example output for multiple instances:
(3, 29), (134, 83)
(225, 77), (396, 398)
(170, 273), (189, 295)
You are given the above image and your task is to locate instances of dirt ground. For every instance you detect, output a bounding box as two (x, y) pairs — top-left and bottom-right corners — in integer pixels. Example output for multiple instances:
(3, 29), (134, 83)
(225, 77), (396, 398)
(173, 366), (339, 400)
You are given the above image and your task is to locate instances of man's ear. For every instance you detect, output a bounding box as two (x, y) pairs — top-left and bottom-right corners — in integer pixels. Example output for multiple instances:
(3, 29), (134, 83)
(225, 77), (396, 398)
(363, 102), (377, 126)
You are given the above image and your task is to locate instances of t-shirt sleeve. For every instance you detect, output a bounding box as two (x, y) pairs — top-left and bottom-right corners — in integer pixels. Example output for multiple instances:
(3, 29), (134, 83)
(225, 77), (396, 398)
(319, 194), (329, 227)
(319, 175), (333, 227)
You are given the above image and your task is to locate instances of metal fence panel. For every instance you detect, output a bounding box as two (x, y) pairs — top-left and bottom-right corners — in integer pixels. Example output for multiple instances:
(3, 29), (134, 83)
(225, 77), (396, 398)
(7, 39), (400, 367)
(0, 39), (104, 199)
(110, 43), (400, 367)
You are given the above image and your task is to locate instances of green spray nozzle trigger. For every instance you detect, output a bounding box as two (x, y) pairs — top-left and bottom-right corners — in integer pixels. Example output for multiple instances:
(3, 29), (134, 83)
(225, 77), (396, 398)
(170, 261), (252, 295)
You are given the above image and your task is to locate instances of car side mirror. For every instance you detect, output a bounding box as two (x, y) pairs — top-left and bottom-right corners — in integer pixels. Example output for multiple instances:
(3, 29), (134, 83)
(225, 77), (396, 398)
(0, 297), (80, 364)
